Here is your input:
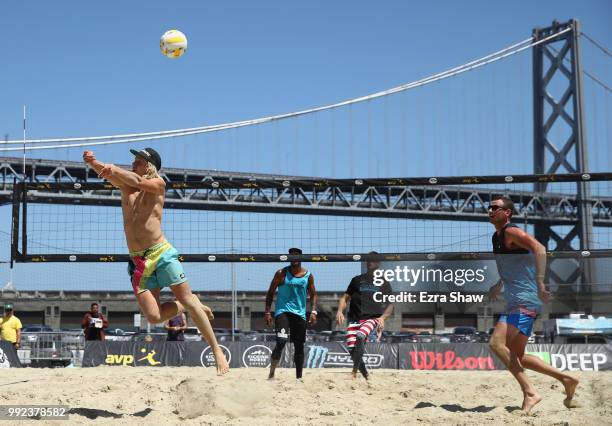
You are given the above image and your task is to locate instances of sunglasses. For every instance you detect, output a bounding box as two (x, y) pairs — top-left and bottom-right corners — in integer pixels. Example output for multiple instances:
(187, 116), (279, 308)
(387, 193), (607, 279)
(487, 205), (506, 212)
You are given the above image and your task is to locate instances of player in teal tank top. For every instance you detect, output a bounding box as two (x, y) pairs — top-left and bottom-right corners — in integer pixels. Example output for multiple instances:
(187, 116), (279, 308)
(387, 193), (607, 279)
(487, 196), (579, 413)
(265, 248), (318, 380)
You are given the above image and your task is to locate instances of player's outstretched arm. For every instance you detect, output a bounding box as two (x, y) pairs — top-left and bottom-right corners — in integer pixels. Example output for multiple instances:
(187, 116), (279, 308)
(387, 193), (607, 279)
(83, 151), (130, 190)
(307, 274), (318, 325)
(336, 294), (350, 326)
(264, 270), (283, 326)
(103, 166), (165, 195)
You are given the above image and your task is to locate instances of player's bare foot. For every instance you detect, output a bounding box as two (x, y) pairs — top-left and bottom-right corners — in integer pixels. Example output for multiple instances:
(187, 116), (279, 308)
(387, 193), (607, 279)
(191, 295), (214, 320)
(213, 347), (229, 375)
(522, 392), (542, 414)
(562, 376), (579, 408)
(201, 304), (214, 320)
(561, 376), (580, 408)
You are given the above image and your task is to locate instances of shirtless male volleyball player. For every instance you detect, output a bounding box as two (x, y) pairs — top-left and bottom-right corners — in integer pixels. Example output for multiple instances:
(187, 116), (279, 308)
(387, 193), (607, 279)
(487, 196), (578, 412)
(83, 148), (229, 375)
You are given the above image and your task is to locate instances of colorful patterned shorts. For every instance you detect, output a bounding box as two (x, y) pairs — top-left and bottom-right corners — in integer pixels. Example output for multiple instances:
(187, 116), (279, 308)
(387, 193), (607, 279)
(128, 241), (187, 295)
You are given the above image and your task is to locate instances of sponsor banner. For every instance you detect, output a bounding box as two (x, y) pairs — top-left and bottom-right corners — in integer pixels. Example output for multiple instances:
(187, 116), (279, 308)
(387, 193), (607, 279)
(525, 344), (612, 372)
(303, 342), (398, 369)
(82, 341), (185, 367)
(183, 342), (239, 368)
(399, 343), (504, 370)
(241, 343), (273, 368)
(83, 341), (612, 371)
(0, 341), (21, 368)
(398, 343), (612, 371)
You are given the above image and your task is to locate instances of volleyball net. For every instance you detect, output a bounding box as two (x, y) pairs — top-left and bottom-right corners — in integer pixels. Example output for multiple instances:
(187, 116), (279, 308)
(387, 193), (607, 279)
(6, 172), (612, 294)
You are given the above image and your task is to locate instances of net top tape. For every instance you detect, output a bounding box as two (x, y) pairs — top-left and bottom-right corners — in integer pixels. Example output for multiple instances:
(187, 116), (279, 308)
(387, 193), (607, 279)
(22, 172), (612, 191)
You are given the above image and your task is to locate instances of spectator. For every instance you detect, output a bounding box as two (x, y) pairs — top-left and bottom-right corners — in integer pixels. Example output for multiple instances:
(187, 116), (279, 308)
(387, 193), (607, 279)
(0, 303), (22, 349)
(81, 303), (109, 341)
(165, 313), (187, 341)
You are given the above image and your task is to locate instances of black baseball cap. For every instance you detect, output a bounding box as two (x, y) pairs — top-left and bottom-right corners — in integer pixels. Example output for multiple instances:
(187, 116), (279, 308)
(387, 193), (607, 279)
(130, 148), (162, 170)
(288, 247), (302, 254)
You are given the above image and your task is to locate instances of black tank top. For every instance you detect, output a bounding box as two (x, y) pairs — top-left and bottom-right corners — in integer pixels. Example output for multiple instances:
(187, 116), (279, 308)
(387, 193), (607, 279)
(492, 223), (529, 254)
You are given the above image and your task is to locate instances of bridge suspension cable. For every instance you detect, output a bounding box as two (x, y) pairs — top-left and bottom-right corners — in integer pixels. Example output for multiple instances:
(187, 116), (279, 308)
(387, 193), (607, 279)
(1, 28), (572, 152)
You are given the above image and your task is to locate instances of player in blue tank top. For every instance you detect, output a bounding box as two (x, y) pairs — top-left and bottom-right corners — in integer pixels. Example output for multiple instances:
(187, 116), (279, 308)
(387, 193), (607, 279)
(264, 247), (318, 380)
(487, 196), (579, 413)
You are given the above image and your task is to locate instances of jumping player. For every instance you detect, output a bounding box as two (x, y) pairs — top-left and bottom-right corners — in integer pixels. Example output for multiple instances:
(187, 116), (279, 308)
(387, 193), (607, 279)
(83, 148), (229, 375)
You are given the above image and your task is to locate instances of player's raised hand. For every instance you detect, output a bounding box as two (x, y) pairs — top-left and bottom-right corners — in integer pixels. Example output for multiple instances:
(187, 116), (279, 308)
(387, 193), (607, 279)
(83, 150), (96, 164)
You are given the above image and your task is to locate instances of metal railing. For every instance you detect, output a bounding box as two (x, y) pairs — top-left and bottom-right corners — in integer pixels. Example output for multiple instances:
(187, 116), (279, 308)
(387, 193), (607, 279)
(18, 332), (85, 367)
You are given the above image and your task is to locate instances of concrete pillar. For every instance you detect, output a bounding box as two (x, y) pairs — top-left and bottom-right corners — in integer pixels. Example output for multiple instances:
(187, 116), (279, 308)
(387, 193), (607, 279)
(45, 305), (61, 329)
(534, 304), (550, 333)
(385, 309), (402, 332)
(477, 314), (494, 333)
(238, 305), (251, 331)
(434, 313), (445, 333)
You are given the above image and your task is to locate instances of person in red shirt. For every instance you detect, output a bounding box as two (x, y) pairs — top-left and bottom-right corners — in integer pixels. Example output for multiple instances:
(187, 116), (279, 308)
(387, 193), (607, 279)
(81, 303), (109, 341)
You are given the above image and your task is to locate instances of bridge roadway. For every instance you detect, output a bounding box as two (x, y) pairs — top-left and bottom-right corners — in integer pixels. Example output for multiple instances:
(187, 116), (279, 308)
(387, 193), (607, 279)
(2, 157), (611, 224)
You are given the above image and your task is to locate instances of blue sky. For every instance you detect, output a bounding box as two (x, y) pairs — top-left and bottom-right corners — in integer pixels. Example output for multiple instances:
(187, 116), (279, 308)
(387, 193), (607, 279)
(0, 1), (610, 291)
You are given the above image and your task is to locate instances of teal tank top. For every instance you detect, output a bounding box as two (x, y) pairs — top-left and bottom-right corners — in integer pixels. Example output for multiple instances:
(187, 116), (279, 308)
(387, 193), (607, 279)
(274, 267), (310, 319)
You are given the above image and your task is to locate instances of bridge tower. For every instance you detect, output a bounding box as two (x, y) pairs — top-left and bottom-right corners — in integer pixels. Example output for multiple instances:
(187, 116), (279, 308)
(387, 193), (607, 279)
(532, 19), (595, 311)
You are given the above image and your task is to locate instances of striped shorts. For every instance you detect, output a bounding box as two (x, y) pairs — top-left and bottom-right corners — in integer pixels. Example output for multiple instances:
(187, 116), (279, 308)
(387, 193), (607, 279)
(346, 318), (379, 348)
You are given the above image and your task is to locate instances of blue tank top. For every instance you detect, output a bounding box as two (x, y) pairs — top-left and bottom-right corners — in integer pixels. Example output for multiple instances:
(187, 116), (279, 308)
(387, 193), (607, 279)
(274, 267), (310, 319)
(492, 223), (542, 314)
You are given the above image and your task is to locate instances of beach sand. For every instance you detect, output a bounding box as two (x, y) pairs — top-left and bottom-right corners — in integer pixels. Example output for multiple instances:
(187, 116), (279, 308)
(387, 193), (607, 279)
(2, 367), (611, 425)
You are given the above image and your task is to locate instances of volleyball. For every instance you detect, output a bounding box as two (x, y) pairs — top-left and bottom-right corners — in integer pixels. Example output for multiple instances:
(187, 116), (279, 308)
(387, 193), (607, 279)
(160, 29), (188, 59)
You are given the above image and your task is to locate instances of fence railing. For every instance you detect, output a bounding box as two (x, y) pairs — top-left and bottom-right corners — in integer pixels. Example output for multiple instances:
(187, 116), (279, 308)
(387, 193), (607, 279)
(18, 332), (85, 367)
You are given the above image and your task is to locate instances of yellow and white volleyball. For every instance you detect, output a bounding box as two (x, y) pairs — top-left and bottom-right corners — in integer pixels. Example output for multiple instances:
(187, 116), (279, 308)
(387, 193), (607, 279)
(160, 29), (188, 59)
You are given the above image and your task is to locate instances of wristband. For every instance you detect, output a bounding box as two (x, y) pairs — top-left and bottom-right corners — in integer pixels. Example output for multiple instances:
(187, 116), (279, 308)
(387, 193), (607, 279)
(311, 311), (318, 315)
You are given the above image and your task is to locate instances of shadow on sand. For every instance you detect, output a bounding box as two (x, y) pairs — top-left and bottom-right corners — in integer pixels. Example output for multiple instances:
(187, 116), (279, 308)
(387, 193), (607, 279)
(69, 407), (153, 419)
(415, 402), (495, 413)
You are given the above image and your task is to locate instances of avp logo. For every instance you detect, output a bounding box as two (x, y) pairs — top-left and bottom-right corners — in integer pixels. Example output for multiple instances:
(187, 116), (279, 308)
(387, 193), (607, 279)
(136, 348), (162, 366)
(242, 345), (272, 368)
(105, 347), (162, 366)
(200, 345), (231, 367)
(105, 354), (134, 366)
(527, 351), (607, 371)
(0, 348), (11, 368)
(306, 345), (384, 368)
